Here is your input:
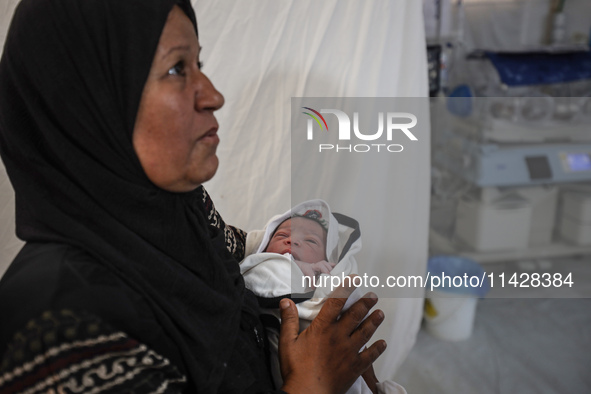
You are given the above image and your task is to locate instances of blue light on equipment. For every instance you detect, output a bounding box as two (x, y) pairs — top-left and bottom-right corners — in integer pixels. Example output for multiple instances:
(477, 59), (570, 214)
(567, 153), (591, 172)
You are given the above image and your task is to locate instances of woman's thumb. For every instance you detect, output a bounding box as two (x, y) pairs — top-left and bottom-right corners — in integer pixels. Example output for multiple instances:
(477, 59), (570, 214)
(279, 298), (299, 347)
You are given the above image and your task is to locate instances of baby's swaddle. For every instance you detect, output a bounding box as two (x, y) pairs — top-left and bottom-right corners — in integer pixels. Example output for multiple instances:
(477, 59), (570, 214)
(241, 199), (361, 320)
(240, 200), (406, 394)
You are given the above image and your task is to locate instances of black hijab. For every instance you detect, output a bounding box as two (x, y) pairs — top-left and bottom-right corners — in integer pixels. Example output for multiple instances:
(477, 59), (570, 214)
(0, 0), (246, 389)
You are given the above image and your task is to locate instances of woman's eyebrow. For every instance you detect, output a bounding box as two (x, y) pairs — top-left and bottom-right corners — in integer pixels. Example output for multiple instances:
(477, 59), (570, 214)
(163, 45), (190, 59)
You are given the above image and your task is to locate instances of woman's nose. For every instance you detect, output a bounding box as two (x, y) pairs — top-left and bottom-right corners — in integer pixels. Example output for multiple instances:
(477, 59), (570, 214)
(194, 72), (224, 112)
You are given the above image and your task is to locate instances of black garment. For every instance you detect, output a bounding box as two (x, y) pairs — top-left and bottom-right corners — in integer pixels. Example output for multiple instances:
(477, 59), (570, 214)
(0, 0), (276, 391)
(0, 242), (277, 393)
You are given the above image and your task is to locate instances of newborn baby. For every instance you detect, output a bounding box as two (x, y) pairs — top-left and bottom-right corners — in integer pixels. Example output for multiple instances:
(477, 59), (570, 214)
(240, 200), (406, 394)
(264, 214), (335, 285)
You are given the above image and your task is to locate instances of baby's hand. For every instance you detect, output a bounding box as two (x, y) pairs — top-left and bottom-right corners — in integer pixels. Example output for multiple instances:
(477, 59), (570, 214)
(310, 260), (336, 276)
(295, 259), (335, 279)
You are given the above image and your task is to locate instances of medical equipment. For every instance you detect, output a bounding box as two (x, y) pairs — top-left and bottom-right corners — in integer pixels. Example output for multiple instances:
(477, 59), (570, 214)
(433, 47), (591, 186)
(430, 47), (591, 260)
(454, 193), (532, 252)
(433, 132), (591, 187)
(451, 185), (559, 253)
(558, 187), (591, 245)
(445, 49), (591, 143)
(430, 183), (591, 261)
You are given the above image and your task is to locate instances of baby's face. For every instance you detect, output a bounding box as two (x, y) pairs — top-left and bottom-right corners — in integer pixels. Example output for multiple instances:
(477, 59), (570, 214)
(265, 217), (327, 263)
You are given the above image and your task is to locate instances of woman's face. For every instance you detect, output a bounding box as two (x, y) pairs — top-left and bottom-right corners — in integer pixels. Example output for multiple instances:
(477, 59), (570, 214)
(133, 6), (224, 192)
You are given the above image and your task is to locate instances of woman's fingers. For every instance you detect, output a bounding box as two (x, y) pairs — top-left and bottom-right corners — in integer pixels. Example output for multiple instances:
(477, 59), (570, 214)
(361, 356), (380, 394)
(350, 309), (384, 349)
(359, 340), (387, 369)
(337, 292), (379, 333)
(278, 299), (299, 347)
(314, 278), (357, 323)
(278, 298), (303, 380)
(277, 279), (388, 393)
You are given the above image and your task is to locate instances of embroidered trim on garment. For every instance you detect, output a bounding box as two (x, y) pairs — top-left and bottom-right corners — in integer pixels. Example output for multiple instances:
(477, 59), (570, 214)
(200, 187), (247, 261)
(0, 310), (186, 394)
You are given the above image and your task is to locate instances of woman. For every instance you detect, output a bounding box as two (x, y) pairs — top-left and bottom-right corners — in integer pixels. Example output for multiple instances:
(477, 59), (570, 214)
(0, 0), (386, 392)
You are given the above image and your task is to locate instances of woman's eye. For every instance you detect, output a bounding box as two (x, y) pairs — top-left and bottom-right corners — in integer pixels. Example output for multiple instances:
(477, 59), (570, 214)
(197, 60), (204, 70)
(168, 61), (185, 76)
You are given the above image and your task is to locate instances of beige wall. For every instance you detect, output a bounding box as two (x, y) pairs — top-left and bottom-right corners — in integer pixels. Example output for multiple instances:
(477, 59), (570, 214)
(0, 0), (23, 278)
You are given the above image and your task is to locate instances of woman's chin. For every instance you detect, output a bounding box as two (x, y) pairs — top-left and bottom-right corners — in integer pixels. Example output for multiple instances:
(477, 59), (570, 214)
(185, 156), (219, 190)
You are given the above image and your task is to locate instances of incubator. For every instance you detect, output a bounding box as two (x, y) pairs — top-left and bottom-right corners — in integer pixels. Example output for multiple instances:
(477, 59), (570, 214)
(444, 50), (591, 143)
(430, 47), (591, 260)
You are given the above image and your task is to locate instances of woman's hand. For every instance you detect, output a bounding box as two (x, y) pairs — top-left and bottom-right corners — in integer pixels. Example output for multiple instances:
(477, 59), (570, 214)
(361, 362), (380, 394)
(278, 280), (387, 394)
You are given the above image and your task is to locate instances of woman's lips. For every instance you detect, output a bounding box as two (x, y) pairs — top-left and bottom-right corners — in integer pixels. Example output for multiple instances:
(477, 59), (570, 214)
(198, 127), (219, 144)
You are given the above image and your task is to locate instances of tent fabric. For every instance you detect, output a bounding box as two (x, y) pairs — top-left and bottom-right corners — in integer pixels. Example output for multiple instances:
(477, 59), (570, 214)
(0, 0), (429, 380)
(195, 2), (430, 378)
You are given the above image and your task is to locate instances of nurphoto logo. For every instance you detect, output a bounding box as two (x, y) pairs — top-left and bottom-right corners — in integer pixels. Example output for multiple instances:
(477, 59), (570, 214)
(302, 107), (418, 153)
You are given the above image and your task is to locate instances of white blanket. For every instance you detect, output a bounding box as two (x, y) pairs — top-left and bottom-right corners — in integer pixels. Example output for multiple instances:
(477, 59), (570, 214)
(242, 199), (360, 321)
(241, 251), (358, 322)
(240, 200), (406, 394)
